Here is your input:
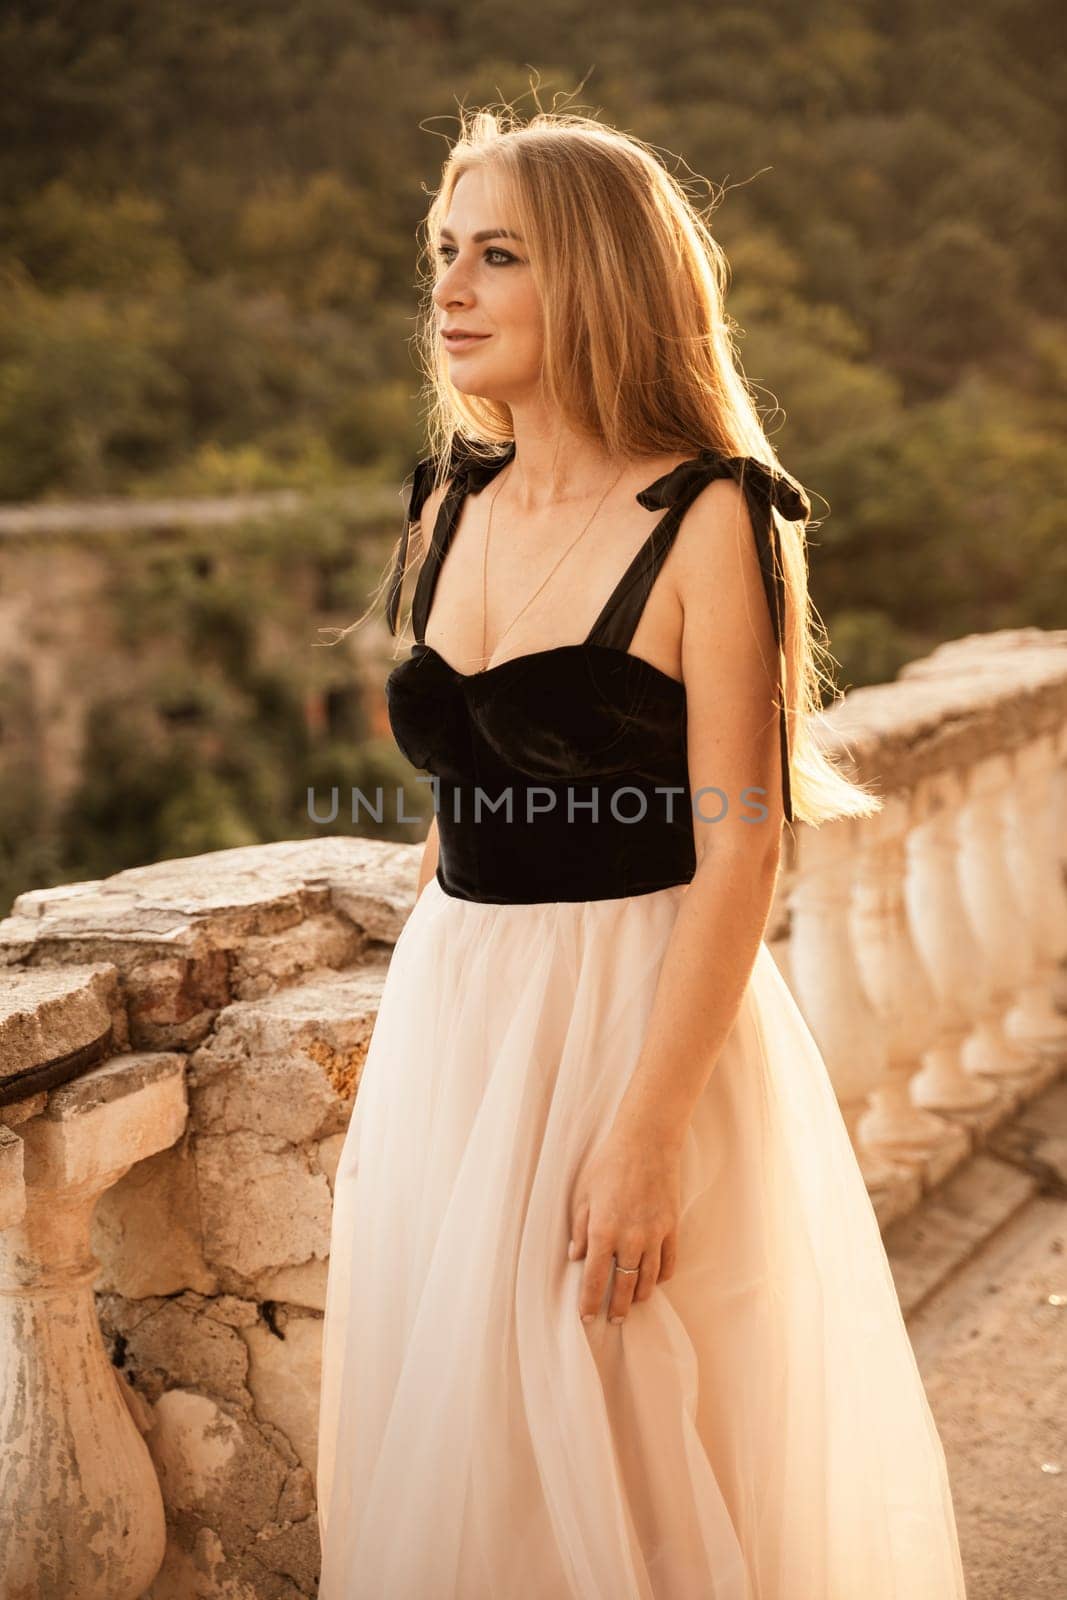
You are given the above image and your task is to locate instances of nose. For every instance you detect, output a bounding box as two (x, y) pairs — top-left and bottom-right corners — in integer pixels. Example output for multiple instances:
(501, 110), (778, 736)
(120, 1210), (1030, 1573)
(432, 257), (473, 312)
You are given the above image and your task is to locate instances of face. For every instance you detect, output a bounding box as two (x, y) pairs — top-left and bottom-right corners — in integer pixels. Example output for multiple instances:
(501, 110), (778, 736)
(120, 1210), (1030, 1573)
(432, 167), (544, 403)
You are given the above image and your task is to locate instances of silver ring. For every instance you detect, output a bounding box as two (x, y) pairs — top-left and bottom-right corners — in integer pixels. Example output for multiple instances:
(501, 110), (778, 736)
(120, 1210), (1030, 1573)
(613, 1260), (640, 1274)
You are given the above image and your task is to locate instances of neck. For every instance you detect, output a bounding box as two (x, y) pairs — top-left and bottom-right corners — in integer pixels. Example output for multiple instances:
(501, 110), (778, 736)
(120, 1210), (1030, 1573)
(498, 405), (625, 512)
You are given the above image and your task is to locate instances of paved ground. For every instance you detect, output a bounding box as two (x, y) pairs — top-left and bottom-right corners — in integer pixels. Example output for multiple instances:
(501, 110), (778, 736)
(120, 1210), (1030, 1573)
(886, 1070), (1067, 1600)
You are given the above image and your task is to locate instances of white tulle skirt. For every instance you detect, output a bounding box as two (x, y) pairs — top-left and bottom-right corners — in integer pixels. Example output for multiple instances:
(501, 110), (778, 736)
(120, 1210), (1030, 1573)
(316, 874), (967, 1599)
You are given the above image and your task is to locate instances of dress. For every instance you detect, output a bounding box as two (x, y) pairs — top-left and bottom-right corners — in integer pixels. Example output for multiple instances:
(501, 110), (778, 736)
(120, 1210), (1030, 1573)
(315, 441), (967, 1599)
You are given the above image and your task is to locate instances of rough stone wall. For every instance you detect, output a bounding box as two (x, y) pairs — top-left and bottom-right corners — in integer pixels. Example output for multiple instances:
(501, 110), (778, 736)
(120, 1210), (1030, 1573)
(0, 835), (419, 1599)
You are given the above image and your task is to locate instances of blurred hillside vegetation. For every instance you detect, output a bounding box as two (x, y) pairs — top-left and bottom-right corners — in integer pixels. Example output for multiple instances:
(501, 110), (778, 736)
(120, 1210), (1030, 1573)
(0, 0), (1063, 909)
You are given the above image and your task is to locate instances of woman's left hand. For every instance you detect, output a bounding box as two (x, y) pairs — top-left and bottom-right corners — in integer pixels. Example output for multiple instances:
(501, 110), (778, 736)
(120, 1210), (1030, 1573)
(567, 1125), (682, 1324)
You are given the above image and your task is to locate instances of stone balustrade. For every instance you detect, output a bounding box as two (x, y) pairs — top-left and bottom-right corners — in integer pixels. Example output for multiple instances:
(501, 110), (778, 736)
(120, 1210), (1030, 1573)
(774, 628), (1067, 1225)
(0, 626), (1063, 1599)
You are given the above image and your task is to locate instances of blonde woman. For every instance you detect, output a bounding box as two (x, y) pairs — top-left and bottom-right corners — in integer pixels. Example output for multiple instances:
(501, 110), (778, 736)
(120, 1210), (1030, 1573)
(316, 105), (967, 1599)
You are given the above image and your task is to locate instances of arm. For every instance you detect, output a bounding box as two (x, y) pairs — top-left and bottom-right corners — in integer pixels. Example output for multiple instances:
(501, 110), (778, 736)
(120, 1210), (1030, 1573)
(611, 475), (785, 1145)
(403, 473), (448, 907)
(569, 477), (785, 1323)
(416, 813), (440, 900)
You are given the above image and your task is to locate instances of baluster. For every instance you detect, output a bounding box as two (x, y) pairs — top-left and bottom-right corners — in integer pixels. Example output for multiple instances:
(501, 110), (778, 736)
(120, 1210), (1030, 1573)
(957, 755), (1045, 1083)
(1052, 727), (1067, 1015)
(1002, 735), (1067, 1047)
(905, 773), (1000, 1115)
(0, 1055), (186, 1600)
(786, 818), (919, 1219)
(851, 795), (971, 1185)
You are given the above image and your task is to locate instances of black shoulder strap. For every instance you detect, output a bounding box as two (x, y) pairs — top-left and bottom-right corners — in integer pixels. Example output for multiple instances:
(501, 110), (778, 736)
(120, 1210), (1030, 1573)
(597, 448), (809, 823)
(384, 455), (440, 638)
(384, 439), (517, 639)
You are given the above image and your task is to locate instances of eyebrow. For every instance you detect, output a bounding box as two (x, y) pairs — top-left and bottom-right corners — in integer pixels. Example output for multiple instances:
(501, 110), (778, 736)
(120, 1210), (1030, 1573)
(438, 227), (524, 244)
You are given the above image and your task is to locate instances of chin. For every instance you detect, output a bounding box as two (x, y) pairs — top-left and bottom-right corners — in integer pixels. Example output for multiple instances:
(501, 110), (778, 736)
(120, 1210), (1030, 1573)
(450, 376), (508, 402)
(448, 368), (534, 406)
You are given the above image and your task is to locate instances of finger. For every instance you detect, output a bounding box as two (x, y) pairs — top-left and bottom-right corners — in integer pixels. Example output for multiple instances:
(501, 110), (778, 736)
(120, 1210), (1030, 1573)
(568, 1200), (590, 1262)
(633, 1242), (661, 1301)
(608, 1248), (644, 1323)
(658, 1232), (677, 1282)
(578, 1238), (614, 1322)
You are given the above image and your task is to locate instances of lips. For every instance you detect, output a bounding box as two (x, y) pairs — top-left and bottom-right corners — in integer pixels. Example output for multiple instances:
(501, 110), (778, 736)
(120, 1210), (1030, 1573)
(442, 330), (491, 348)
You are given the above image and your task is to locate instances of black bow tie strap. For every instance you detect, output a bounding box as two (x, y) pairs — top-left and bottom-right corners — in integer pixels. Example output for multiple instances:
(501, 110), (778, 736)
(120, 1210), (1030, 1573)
(385, 439), (517, 636)
(637, 449), (810, 824)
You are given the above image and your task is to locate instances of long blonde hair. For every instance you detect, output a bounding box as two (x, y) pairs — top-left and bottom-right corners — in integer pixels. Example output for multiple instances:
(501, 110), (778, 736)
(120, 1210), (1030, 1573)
(329, 103), (882, 827)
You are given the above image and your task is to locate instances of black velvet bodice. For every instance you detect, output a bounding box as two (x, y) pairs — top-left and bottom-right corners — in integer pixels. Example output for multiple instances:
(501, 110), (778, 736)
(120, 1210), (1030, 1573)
(383, 439), (808, 905)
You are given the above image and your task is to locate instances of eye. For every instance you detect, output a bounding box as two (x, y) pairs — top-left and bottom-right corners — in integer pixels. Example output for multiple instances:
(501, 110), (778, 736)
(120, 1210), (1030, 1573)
(435, 245), (516, 266)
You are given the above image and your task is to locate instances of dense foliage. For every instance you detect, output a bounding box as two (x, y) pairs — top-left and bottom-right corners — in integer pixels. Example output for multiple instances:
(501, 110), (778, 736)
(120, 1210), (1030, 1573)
(1, 1), (1062, 907)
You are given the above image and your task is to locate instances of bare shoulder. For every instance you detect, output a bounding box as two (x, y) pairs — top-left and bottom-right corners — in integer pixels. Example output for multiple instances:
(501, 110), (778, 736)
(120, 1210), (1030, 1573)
(668, 475), (785, 839)
(668, 475), (756, 590)
(669, 476), (777, 684)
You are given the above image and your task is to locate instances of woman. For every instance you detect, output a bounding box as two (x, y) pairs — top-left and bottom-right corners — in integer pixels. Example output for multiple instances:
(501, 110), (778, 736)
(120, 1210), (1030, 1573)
(316, 106), (968, 1599)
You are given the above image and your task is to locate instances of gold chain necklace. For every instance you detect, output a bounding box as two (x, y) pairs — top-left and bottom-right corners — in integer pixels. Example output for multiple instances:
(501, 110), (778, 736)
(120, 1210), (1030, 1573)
(475, 458), (626, 673)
